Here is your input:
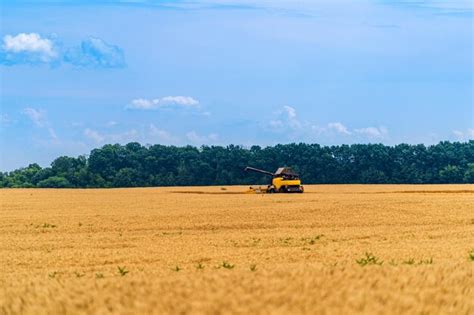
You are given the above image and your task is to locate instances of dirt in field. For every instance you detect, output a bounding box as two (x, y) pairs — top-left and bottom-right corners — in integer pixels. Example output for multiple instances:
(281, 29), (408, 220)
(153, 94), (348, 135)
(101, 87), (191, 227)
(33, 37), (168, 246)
(0, 185), (473, 314)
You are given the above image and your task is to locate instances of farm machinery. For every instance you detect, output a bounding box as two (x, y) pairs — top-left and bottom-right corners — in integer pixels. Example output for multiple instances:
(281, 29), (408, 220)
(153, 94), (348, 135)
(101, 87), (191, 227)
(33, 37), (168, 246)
(244, 166), (304, 193)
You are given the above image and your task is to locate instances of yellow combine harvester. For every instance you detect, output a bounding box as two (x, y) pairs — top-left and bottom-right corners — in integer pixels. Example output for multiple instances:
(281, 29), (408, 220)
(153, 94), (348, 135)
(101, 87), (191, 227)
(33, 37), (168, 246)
(245, 166), (304, 193)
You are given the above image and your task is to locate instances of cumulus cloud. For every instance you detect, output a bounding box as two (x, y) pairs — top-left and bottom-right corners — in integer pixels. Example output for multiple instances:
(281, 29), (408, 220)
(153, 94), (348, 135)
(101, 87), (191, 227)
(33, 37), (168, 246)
(64, 37), (125, 68)
(269, 105), (302, 131)
(269, 120), (284, 128)
(186, 131), (219, 144)
(327, 122), (351, 135)
(283, 105), (296, 119)
(127, 96), (200, 110)
(453, 129), (474, 140)
(23, 107), (47, 127)
(283, 105), (302, 129)
(148, 124), (178, 143)
(0, 33), (58, 65)
(129, 98), (154, 109)
(161, 96), (199, 106)
(83, 128), (105, 143)
(354, 126), (388, 139)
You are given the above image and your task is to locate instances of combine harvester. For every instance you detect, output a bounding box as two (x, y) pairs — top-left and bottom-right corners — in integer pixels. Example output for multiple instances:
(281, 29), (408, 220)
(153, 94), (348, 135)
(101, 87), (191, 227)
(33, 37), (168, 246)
(244, 166), (304, 193)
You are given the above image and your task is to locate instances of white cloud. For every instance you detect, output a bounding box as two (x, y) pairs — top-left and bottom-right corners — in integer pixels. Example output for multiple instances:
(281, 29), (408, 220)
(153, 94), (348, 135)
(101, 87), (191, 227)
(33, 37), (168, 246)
(328, 122), (351, 135)
(127, 96), (199, 110)
(23, 107), (47, 127)
(64, 37), (125, 68)
(269, 108), (353, 138)
(2, 33), (57, 63)
(22, 107), (58, 141)
(267, 106), (393, 143)
(186, 131), (219, 144)
(355, 126), (388, 139)
(47, 128), (58, 140)
(283, 105), (296, 119)
(161, 96), (199, 106)
(269, 120), (284, 128)
(310, 124), (325, 134)
(453, 129), (474, 140)
(284, 105), (302, 129)
(129, 98), (154, 109)
(84, 128), (105, 143)
(148, 124), (177, 143)
(269, 105), (303, 131)
(83, 128), (139, 144)
(106, 121), (118, 127)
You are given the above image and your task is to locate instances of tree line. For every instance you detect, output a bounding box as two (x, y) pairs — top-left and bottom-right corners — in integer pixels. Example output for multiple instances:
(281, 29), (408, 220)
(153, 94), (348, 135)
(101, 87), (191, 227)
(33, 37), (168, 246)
(1, 141), (473, 188)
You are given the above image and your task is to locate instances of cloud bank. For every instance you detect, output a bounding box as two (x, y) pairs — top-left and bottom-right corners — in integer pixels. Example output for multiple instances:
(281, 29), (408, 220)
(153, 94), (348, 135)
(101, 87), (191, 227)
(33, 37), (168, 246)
(64, 37), (125, 68)
(0, 33), (125, 68)
(268, 106), (389, 141)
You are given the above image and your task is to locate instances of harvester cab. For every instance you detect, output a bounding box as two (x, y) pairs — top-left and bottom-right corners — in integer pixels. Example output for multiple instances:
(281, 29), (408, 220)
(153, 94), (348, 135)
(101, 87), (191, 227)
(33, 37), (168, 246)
(244, 166), (304, 193)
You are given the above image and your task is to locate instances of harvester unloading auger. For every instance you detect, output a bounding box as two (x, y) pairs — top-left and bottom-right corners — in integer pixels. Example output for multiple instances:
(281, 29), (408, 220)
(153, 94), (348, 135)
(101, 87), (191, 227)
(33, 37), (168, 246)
(244, 166), (304, 193)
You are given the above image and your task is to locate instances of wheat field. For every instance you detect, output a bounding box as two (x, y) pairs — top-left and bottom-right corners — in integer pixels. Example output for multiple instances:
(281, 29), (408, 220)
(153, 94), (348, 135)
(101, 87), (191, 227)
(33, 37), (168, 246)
(0, 185), (473, 314)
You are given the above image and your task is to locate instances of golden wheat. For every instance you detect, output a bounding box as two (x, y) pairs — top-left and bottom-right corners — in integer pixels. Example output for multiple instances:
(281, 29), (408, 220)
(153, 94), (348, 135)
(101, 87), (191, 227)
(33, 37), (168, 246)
(1, 185), (473, 314)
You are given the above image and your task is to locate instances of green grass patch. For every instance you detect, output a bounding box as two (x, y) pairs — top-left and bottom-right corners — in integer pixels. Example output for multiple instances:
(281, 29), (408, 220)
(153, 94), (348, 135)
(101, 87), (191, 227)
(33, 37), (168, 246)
(356, 252), (383, 266)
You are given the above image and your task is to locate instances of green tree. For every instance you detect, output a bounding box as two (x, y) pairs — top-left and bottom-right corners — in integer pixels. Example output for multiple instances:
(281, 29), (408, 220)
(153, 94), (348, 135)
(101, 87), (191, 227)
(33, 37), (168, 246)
(113, 168), (141, 187)
(463, 163), (474, 183)
(439, 165), (463, 183)
(1, 141), (473, 187)
(37, 176), (72, 188)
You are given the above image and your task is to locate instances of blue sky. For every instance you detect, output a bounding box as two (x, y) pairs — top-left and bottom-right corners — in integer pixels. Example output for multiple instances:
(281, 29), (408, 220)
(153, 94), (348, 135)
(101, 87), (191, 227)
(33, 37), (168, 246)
(0, 0), (473, 170)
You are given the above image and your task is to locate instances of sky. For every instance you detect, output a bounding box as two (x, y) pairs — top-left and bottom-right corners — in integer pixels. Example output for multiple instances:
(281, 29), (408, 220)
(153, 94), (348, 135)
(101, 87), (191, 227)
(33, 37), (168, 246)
(0, 0), (473, 171)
